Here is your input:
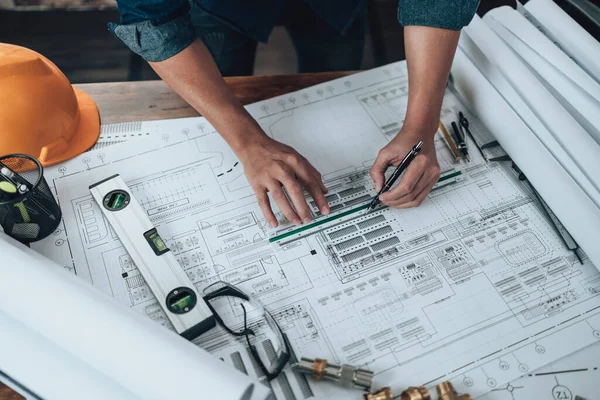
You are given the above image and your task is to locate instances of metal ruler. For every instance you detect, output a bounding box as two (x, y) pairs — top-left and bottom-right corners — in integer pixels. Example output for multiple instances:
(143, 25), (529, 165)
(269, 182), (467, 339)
(269, 170), (463, 246)
(530, 184), (583, 264)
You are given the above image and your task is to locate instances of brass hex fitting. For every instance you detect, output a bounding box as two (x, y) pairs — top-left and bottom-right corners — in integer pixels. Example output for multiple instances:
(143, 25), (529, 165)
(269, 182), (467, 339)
(363, 387), (393, 400)
(436, 381), (472, 400)
(400, 386), (431, 400)
(311, 358), (327, 381)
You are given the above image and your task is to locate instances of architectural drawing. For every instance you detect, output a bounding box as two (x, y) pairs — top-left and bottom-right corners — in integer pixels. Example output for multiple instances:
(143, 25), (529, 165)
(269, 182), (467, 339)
(33, 62), (600, 399)
(481, 342), (600, 400)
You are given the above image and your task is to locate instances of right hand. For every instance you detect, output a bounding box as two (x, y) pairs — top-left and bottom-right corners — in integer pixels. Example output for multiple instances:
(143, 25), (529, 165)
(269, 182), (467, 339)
(238, 136), (330, 227)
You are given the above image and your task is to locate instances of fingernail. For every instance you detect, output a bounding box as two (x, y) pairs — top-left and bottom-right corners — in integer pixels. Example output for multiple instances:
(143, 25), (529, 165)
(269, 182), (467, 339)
(292, 218), (301, 225)
(269, 220), (277, 228)
(303, 218), (312, 224)
(321, 206), (330, 215)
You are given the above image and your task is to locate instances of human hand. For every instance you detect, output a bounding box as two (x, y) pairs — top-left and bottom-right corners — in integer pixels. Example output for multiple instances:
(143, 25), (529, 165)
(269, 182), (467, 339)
(370, 130), (440, 208)
(238, 136), (330, 227)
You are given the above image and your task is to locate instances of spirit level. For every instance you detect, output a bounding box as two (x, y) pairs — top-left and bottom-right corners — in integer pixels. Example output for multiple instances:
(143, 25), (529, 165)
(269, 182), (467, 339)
(90, 174), (215, 339)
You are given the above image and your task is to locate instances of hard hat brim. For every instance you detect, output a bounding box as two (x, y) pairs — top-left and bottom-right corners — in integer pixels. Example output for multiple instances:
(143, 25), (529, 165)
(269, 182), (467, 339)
(41, 88), (101, 167)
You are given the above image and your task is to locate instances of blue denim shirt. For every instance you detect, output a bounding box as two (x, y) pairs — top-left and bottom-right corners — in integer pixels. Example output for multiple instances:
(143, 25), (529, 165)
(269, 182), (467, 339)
(109, 0), (479, 62)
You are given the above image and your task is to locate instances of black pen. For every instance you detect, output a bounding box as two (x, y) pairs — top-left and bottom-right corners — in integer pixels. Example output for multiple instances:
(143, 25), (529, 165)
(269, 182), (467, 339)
(459, 112), (485, 161)
(451, 121), (470, 162)
(366, 140), (423, 213)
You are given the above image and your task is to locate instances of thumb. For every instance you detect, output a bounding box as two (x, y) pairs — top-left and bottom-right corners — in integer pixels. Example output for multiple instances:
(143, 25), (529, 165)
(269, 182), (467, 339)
(370, 152), (390, 192)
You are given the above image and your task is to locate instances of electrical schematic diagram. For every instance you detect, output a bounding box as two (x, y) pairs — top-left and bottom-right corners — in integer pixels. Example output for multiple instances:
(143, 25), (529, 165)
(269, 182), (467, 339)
(34, 62), (600, 400)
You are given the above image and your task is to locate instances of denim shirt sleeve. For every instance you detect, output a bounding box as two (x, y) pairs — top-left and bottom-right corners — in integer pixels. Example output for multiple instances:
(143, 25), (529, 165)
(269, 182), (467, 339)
(398, 0), (479, 30)
(108, 0), (196, 62)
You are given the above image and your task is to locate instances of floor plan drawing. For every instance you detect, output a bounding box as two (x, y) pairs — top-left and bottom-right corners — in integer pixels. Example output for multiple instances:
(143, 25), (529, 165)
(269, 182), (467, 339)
(33, 62), (600, 399)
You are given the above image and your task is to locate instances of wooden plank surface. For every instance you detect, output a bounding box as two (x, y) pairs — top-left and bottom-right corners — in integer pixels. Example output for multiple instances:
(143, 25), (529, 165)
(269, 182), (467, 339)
(75, 71), (356, 125)
(0, 382), (24, 400)
(0, 71), (352, 400)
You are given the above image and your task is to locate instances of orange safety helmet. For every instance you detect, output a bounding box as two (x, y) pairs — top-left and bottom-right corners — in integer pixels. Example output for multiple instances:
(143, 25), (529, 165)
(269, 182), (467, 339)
(0, 43), (100, 167)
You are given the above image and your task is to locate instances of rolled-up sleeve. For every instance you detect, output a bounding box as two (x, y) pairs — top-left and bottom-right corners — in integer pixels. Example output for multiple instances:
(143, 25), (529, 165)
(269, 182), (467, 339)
(108, 0), (196, 62)
(398, 0), (479, 30)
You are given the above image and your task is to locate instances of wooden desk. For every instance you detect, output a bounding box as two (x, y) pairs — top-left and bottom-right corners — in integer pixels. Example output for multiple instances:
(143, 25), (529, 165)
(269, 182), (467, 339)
(74, 71), (355, 124)
(0, 70), (352, 400)
(0, 383), (23, 400)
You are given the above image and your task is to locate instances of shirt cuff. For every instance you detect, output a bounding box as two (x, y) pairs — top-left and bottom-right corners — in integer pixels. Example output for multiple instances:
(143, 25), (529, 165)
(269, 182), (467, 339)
(108, 13), (196, 62)
(398, 0), (480, 31)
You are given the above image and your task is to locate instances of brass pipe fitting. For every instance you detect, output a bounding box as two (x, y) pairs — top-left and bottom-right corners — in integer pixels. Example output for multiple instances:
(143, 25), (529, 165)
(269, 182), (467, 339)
(400, 386), (431, 400)
(436, 381), (472, 400)
(362, 381), (471, 400)
(363, 387), (393, 400)
(297, 357), (374, 391)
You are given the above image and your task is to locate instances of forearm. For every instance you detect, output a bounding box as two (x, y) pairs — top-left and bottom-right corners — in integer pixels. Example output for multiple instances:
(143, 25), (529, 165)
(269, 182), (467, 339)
(148, 39), (265, 154)
(402, 26), (460, 136)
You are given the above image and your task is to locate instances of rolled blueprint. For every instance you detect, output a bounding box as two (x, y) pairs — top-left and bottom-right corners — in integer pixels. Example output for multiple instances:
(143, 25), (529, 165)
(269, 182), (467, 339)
(523, 0), (600, 82)
(487, 7), (600, 102)
(485, 7), (600, 146)
(0, 233), (267, 400)
(460, 16), (600, 210)
(450, 47), (600, 268)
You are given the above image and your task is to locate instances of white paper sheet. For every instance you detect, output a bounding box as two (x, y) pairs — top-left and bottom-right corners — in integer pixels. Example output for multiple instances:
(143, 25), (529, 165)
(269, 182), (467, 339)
(0, 234), (262, 400)
(485, 7), (600, 146)
(30, 63), (600, 400)
(521, 0), (600, 82)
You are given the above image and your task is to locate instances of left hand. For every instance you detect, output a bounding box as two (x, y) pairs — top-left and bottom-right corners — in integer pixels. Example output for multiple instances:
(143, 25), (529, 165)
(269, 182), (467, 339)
(370, 129), (440, 208)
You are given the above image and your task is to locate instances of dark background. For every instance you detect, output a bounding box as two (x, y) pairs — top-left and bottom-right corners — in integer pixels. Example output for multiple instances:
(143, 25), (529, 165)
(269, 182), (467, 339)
(0, 0), (518, 83)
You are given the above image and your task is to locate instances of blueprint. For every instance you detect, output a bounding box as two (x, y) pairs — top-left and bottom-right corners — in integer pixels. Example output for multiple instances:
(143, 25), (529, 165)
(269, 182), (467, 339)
(33, 62), (600, 399)
(481, 343), (600, 400)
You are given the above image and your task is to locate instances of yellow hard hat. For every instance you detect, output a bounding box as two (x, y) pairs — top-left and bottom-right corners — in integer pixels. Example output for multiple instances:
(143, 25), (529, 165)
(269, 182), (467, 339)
(0, 43), (100, 167)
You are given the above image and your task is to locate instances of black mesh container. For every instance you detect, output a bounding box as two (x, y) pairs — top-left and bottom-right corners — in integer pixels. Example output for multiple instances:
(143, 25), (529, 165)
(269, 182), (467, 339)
(0, 154), (61, 243)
